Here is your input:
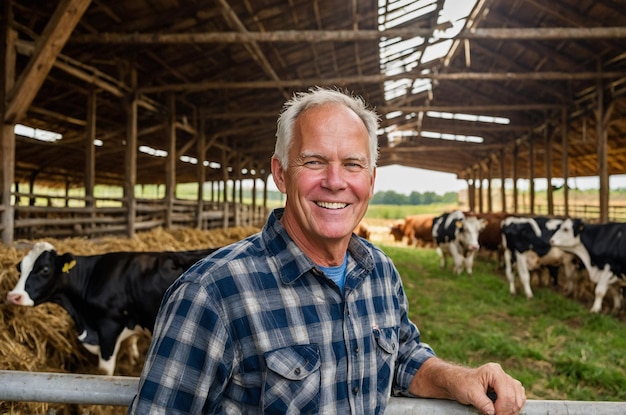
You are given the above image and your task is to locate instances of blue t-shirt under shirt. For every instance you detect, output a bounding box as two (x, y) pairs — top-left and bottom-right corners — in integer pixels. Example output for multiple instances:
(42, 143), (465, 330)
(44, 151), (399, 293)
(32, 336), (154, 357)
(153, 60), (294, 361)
(318, 253), (348, 293)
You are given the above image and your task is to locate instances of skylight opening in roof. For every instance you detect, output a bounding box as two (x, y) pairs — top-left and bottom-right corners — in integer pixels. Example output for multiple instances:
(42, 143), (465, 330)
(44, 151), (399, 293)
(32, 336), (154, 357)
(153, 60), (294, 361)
(180, 155), (198, 164)
(379, 0), (478, 100)
(378, 0), (437, 30)
(426, 110), (510, 125)
(14, 124), (62, 142)
(139, 145), (168, 158)
(411, 79), (431, 95)
(421, 130), (483, 143)
(386, 128), (483, 145)
(385, 110), (404, 120)
(421, 39), (453, 63)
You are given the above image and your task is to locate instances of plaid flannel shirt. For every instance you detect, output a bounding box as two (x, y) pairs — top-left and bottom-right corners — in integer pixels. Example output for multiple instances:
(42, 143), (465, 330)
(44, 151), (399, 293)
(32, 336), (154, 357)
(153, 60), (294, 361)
(128, 208), (435, 414)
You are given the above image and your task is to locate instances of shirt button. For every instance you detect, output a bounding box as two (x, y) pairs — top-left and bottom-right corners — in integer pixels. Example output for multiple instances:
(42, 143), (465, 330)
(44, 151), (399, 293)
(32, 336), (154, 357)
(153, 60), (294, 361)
(354, 346), (359, 353)
(352, 386), (359, 395)
(294, 368), (301, 375)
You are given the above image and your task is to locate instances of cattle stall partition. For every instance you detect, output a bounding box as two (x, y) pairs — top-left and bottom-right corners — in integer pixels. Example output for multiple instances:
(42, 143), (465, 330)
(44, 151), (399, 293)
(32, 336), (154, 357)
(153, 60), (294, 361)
(12, 191), (268, 239)
(1, 370), (625, 415)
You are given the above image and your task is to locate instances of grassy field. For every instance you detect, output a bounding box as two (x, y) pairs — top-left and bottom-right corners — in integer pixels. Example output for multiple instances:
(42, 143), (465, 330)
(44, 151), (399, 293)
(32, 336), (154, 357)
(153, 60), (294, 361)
(377, 244), (626, 402)
(364, 203), (460, 220)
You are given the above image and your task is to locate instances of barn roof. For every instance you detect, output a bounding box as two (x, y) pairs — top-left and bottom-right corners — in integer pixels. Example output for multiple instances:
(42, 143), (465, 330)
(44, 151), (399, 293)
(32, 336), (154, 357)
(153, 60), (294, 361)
(6, 0), (626, 188)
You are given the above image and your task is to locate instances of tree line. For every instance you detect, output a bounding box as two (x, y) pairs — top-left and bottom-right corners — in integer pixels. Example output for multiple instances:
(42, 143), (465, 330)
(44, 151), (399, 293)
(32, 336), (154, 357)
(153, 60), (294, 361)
(370, 190), (457, 205)
(255, 189), (458, 206)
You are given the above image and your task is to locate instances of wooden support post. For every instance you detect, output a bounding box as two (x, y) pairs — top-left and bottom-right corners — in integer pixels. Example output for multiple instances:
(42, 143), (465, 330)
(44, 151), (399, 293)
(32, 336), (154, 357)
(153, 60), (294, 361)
(596, 75), (610, 223)
(561, 107), (569, 217)
(512, 145), (518, 213)
(477, 167), (483, 214)
(197, 118), (206, 229)
(165, 94), (176, 229)
(222, 148), (229, 229)
(499, 148), (506, 212)
(487, 158), (493, 213)
(85, 88), (96, 209)
(0, 1), (16, 244)
(528, 135), (535, 215)
(544, 123), (554, 216)
(124, 67), (138, 238)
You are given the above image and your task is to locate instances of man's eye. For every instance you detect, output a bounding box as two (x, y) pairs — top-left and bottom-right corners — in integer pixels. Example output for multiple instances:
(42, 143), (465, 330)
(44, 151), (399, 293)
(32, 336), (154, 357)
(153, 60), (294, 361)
(345, 162), (365, 170)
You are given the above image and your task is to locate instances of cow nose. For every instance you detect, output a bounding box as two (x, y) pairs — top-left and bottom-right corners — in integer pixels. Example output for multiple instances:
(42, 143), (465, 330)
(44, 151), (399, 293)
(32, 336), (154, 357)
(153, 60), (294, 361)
(7, 292), (22, 305)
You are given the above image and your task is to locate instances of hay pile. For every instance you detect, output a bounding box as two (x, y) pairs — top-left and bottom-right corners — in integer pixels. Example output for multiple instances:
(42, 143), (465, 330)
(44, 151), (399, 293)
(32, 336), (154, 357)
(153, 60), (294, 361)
(0, 226), (259, 415)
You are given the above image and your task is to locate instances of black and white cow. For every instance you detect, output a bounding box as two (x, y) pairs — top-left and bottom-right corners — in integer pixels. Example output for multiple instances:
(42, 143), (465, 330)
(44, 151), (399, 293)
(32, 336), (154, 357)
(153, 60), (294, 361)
(500, 216), (578, 300)
(6, 241), (218, 375)
(431, 210), (486, 275)
(550, 218), (625, 313)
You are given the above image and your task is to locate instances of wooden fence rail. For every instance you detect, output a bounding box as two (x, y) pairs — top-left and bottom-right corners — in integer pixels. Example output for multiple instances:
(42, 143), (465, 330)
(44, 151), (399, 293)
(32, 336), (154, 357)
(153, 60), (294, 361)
(1, 370), (625, 414)
(11, 192), (268, 240)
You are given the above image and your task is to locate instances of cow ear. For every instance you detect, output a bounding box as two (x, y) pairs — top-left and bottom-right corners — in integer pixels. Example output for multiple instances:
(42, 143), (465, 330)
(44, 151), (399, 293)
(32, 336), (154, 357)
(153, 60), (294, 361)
(58, 253), (77, 274)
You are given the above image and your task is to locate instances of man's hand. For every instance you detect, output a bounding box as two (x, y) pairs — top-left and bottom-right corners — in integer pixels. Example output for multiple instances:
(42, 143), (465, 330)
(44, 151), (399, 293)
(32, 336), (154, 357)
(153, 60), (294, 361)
(409, 358), (526, 415)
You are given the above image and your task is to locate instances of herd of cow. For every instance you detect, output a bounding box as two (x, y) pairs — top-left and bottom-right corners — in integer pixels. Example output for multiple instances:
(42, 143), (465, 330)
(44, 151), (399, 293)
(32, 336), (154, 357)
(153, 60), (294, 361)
(4, 211), (626, 376)
(391, 210), (626, 316)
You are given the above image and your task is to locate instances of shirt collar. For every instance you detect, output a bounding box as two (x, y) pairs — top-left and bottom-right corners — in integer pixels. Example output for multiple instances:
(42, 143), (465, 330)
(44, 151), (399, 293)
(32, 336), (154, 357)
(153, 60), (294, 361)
(262, 208), (374, 285)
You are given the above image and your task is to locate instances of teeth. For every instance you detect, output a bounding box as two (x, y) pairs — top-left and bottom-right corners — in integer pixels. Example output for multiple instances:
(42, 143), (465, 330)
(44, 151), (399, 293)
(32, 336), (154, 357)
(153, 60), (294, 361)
(316, 201), (347, 209)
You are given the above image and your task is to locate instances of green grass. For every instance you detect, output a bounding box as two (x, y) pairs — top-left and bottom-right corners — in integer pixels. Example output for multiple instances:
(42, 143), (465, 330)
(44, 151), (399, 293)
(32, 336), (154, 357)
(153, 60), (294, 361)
(378, 244), (626, 401)
(365, 203), (458, 219)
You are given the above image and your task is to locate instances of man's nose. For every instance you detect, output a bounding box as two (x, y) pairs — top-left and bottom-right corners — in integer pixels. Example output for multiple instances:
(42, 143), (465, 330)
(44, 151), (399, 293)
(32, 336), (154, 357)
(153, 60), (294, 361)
(322, 164), (347, 190)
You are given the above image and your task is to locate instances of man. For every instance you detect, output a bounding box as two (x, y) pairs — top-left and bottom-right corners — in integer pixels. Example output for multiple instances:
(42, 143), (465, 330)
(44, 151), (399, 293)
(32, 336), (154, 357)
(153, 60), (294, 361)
(128, 87), (526, 414)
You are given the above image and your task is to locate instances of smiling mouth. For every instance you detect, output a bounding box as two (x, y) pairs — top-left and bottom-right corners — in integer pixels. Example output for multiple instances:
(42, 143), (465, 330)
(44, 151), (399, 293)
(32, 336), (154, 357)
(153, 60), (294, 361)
(316, 201), (348, 209)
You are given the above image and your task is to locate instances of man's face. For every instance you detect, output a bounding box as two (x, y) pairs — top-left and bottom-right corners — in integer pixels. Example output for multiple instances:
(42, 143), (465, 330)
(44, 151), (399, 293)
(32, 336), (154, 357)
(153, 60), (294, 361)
(272, 103), (375, 249)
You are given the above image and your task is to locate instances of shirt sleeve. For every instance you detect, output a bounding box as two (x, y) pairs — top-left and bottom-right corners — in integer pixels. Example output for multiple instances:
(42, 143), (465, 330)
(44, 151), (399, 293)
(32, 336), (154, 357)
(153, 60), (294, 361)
(128, 280), (233, 415)
(390, 267), (437, 396)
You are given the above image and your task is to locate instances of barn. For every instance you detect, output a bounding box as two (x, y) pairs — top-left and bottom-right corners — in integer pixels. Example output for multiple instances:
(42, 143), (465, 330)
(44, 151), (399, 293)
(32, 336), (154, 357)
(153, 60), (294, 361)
(1, 0), (626, 413)
(1, 0), (626, 244)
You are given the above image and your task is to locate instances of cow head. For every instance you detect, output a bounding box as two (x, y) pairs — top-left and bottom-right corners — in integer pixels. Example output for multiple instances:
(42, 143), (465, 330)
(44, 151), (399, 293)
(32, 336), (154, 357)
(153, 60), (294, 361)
(550, 218), (583, 249)
(457, 216), (486, 251)
(7, 242), (76, 306)
(389, 222), (404, 242)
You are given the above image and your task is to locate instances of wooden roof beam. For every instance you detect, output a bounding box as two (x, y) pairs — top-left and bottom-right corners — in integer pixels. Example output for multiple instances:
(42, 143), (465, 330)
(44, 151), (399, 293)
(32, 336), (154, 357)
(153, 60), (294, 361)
(215, 0), (289, 100)
(138, 71), (626, 93)
(5, 0), (91, 124)
(69, 26), (626, 45)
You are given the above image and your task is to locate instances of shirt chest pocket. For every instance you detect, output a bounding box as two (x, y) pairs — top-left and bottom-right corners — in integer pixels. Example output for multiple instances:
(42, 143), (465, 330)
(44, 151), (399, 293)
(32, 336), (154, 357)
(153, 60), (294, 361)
(373, 326), (399, 397)
(263, 344), (321, 414)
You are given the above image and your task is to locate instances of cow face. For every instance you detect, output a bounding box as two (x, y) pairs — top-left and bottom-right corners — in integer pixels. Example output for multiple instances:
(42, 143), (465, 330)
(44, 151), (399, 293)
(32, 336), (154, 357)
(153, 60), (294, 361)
(550, 218), (583, 249)
(456, 216), (486, 251)
(6, 242), (75, 306)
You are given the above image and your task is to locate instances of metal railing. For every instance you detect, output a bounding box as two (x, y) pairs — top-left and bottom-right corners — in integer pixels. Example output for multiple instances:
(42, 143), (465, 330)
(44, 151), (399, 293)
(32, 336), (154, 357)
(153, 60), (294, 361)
(1, 370), (625, 414)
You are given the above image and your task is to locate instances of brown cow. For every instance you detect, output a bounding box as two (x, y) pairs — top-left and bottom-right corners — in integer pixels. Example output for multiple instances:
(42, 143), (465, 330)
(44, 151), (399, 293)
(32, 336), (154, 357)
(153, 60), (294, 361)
(475, 211), (510, 267)
(354, 221), (371, 240)
(403, 214), (435, 247)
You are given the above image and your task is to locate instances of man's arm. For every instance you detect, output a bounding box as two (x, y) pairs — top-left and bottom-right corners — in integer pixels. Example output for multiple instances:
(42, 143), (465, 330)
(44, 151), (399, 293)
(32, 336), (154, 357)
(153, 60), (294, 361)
(409, 357), (526, 415)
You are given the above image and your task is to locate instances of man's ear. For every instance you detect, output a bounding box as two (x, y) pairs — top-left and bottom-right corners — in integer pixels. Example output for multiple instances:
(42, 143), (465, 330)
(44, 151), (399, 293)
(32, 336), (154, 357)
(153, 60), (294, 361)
(271, 156), (288, 193)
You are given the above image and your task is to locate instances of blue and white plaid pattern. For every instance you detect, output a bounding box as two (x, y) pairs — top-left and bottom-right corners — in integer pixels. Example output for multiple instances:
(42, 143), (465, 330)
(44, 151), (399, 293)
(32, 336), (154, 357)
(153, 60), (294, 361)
(129, 208), (435, 414)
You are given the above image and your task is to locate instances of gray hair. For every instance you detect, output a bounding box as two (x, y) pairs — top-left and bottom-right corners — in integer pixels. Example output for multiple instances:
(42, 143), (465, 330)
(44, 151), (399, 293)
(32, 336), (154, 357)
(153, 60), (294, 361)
(274, 87), (380, 172)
